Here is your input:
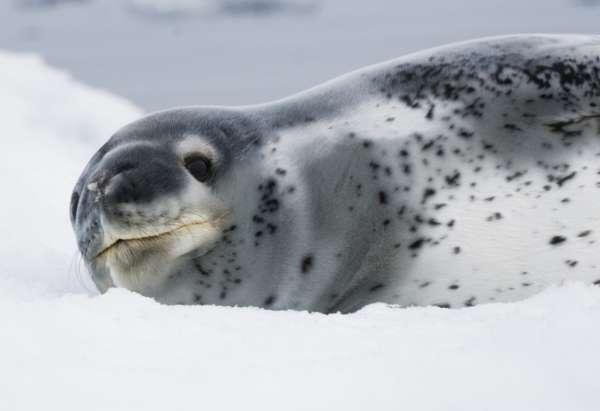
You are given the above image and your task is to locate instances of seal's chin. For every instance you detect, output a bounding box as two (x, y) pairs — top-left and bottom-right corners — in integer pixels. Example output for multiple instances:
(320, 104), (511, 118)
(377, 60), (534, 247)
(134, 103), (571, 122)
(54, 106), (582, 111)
(96, 212), (231, 293)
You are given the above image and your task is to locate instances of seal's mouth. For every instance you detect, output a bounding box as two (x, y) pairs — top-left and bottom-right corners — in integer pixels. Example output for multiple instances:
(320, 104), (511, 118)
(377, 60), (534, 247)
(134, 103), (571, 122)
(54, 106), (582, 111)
(94, 212), (231, 261)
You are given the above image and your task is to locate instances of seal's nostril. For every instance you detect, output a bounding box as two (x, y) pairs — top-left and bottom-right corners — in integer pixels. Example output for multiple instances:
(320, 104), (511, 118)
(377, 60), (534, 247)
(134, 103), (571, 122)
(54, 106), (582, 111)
(100, 161), (143, 206)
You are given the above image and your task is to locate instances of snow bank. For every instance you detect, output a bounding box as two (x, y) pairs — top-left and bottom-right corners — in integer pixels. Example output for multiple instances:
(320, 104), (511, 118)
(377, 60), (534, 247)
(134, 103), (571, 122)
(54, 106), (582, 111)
(0, 52), (142, 301)
(2, 285), (600, 411)
(1, 52), (599, 411)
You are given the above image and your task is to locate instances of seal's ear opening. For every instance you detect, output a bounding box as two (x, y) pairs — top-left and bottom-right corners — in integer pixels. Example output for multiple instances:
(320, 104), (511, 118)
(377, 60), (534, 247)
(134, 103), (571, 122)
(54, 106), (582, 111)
(184, 154), (213, 182)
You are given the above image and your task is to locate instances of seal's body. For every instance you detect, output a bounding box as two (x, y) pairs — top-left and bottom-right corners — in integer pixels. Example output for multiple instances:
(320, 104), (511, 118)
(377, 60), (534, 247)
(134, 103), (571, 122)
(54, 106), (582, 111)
(72, 35), (600, 312)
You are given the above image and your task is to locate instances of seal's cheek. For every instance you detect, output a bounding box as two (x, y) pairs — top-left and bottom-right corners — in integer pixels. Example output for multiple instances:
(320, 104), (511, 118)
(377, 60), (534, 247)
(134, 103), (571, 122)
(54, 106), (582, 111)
(101, 212), (230, 295)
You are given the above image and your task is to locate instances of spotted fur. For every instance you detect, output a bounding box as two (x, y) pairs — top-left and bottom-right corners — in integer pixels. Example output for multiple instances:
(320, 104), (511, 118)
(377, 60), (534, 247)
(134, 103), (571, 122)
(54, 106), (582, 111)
(72, 34), (600, 313)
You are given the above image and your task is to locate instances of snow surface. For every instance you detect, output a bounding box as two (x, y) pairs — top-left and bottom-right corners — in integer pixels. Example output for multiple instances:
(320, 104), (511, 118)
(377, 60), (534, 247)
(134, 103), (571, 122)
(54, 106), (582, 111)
(0, 52), (142, 301)
(1, 52), (600, 411)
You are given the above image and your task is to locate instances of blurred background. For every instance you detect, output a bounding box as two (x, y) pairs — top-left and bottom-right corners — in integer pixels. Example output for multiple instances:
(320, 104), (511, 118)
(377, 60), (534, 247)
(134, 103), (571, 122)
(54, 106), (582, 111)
(2, 0), (600, 112)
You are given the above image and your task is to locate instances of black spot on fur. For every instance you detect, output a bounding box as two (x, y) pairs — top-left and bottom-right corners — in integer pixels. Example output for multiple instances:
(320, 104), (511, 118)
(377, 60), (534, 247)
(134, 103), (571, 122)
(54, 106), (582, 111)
(301, 255), (314, 274)
(445, 171), (461, 187)
(506, 171), (526, 182)
(378, 191), (388, 205)
(193, 260), (212, 277)
(565, 259), (578, 267)
(457, 128), (474, 139)
(556, 171), (577, 187)
(264, 295), (277, 307)
(408, 238), (425, 250)
(486, 212), (503, 222)
(422, 188), (436, 204)
(504, 123), (522, 132)
(464, 297), (476, 307)
(427, 218), (441, 226)
(549, 235), (567, 245)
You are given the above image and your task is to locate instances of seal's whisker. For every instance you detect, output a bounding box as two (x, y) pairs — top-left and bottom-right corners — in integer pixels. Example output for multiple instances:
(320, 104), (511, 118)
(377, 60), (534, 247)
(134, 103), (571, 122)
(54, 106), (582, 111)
(67, 250), (96, 295)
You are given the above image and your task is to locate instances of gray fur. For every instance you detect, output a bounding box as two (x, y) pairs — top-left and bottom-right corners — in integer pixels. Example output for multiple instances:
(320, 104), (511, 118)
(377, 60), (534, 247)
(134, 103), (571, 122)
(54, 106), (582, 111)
(72, 34), (600, 312)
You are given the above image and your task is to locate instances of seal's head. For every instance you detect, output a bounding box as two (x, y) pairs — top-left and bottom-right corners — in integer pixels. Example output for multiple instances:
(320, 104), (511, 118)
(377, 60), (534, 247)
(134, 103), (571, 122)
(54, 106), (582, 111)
(70, 108), (261, 295)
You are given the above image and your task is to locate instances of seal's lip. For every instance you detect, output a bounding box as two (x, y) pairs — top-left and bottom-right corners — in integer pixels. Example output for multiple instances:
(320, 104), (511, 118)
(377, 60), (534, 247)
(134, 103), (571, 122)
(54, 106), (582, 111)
(94, 212), (231, 260)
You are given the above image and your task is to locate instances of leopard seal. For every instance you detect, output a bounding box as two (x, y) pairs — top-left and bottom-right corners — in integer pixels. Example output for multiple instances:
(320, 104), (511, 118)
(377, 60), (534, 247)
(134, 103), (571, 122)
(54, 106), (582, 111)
(71, 34), (600, 312)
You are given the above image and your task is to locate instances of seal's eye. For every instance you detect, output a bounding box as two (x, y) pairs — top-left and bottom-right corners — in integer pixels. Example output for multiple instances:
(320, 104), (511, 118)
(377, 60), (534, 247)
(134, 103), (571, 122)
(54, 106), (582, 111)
(184, 155), (212, 182)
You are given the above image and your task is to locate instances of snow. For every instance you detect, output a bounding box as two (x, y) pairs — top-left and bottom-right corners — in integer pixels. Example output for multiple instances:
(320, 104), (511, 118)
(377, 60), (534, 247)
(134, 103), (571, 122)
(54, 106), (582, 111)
(0, 52), (142, 301)
(1, 51), (600, 410)
(3, 285), (600, 410)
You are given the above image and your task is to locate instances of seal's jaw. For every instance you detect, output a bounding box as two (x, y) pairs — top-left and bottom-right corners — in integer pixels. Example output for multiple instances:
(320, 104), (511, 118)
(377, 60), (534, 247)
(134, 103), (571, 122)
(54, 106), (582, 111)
(91, 181), (232, 294)
(97, 210), (231, 293)
(91, 214), (232, 295)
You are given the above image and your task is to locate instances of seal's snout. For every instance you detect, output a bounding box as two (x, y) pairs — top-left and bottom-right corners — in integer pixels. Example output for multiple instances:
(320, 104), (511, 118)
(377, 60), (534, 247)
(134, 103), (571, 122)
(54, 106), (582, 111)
(72, 144), (187, 262)
(100, 146), (184, 212)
